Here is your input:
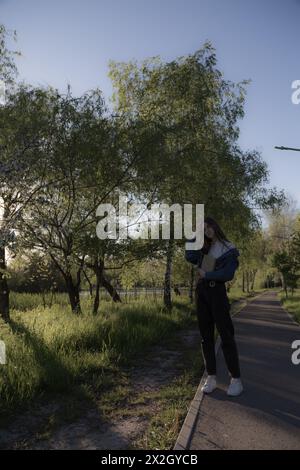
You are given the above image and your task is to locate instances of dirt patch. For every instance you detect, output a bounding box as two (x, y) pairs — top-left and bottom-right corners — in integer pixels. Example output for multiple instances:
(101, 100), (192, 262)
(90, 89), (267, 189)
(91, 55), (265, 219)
(34, 413), (149, 450)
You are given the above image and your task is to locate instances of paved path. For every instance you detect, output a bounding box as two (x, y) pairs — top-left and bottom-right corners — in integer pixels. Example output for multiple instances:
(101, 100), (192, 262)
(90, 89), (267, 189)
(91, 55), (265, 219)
(188, 291), (300, 450)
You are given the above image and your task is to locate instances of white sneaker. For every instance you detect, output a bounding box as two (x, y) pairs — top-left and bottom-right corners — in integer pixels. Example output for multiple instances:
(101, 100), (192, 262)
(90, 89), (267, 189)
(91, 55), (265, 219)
(227, 378), (243, 396)
(201, 375), (217, 394)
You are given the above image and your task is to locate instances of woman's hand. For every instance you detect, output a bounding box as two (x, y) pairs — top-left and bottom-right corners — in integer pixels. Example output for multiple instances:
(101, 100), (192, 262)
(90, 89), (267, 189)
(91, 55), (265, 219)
(198, 268), (206, 279)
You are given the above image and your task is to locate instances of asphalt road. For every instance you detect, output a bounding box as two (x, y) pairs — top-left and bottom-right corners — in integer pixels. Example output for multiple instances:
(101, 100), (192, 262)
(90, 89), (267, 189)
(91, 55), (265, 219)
(188, 291), (300, 450)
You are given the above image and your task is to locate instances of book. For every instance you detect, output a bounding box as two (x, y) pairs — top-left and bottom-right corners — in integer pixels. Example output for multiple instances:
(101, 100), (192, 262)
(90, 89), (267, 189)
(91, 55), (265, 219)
(200, 253), (216, 272)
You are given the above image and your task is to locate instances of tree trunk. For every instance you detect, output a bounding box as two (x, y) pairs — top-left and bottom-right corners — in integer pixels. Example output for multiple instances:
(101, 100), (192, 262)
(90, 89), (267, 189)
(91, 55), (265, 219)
(93, 269), (101, 315)
(64, 273), (81, 314)
(283, 274), (288, 298)
(251, 269), (257, 291)
(89, 259), (122, 313)
(83, 269), (93, 298)
(242, 271), (245, 293)
(246, 270), (250, 293)
(0, 246), (9, 322)
(101, 275), (121, 302)
(49, 253), (83, 314)
(163, 239), (174, 311)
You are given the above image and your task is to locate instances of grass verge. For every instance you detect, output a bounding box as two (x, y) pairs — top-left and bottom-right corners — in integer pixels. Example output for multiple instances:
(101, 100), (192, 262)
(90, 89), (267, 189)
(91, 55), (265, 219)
(278, 289), (300, 324)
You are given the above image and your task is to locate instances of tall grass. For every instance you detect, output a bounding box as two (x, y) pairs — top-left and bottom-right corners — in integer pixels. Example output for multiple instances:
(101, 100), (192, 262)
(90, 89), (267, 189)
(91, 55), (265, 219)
(1, 286), (253, 417)
(278, 289), (300, 323)
(0, 294), (194, 416)
(10, 292), (70, 311)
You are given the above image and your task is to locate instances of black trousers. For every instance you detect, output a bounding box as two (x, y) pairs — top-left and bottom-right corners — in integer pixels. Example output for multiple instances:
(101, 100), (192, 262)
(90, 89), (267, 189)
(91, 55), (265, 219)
(196, 280), (241, 378)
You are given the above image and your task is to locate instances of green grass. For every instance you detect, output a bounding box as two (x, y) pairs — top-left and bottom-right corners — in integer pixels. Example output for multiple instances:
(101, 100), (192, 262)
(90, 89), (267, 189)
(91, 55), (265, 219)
(0, 286), (261, 449)
(0, 293), (195, 417)
(9, 291), (104, 312)
(278, 289), (300, 323)
(227, 285), (266, 303)
(9, 292), (70, 311)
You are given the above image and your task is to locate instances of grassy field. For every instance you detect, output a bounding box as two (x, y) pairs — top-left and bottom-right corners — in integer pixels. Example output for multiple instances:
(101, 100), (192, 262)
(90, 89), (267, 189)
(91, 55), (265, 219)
(0, 287), (264, 449)
(278, 289), (300, 323)
(0, 293), (197, 416)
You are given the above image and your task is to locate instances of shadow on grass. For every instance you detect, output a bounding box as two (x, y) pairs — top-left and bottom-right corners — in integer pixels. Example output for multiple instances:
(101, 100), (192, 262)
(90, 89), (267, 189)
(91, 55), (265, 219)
(172, 299), (196, 317)
(0, 319), (132, 450)
(9, 319), (75, 394)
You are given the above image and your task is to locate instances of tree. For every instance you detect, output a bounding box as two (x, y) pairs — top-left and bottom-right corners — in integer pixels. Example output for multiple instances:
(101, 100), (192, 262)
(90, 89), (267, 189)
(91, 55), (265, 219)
(0, 24), (19, 86)
(0, 85), (56, 321)
(8, 251), (65, 295)
(238, 230), (268, 292)
(272, 250), (299, 298)
(0, 24), (20, 321)
(18, 86), (163, 313)
(109, 43), (285, 309)
(18, 88), (114, 313)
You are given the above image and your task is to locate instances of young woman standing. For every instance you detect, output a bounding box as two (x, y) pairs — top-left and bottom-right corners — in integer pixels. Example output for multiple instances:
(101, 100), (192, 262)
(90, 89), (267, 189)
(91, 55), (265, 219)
(185, 217), (243, 396)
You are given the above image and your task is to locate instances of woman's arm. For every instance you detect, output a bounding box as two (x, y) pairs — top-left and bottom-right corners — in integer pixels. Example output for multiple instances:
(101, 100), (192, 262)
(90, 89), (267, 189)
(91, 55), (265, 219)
(204, 257), (239, 282)
(185, 249), (201, 265)
(185, 238), (202, 265)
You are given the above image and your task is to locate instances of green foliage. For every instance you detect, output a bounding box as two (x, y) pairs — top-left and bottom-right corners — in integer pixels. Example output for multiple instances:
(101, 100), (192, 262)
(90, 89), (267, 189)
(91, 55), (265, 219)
(272, 250), (299, 296)
(109, 43), (284, 235)
(0, 28), (286, 317)
(0, 24), (19, 84)
(279, 289), (300, 323)
(8, 253), (65, 293)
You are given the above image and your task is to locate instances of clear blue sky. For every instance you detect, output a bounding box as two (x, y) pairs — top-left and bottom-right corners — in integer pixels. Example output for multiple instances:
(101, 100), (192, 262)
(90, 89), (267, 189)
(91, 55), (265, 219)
(1, 0), (300, 211)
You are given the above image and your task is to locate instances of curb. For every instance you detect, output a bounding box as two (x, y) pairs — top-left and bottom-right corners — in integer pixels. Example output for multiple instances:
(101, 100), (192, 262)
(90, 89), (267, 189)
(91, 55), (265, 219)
(173, 291), (266, 450)
(173, 336), (221, 450)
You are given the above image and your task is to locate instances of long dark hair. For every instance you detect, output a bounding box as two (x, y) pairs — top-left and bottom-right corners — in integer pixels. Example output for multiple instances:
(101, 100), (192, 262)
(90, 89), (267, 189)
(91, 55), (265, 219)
(202, 217), (229, 254)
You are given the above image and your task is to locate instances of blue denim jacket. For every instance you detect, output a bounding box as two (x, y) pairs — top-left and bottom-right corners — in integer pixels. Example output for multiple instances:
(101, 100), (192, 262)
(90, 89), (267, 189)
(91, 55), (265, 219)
(185, 242), (240, 282)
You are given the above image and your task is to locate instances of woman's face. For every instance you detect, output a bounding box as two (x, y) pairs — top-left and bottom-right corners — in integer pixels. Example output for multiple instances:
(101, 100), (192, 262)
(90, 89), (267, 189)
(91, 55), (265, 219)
(204, 223), (215, 240)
